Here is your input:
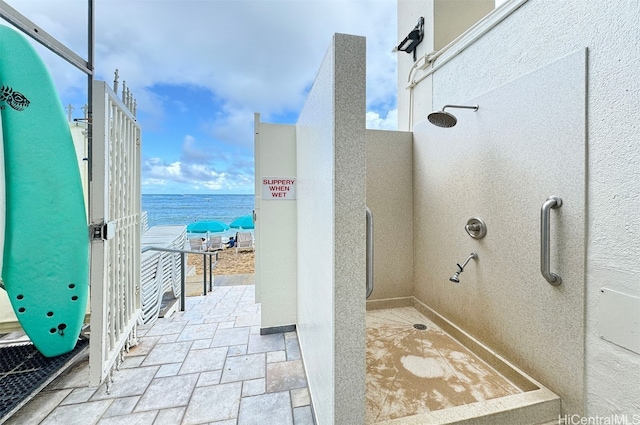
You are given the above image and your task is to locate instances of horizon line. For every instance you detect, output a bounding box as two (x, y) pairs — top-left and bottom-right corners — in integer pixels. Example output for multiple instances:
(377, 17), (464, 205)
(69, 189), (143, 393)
(142, 193), (255, 196)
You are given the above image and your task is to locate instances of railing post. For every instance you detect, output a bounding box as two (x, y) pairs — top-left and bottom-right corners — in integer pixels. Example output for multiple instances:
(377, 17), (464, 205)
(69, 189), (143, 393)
(202, 253), (207, 295)
(180, 252), (186, 311)
(209, 252), (214, 291)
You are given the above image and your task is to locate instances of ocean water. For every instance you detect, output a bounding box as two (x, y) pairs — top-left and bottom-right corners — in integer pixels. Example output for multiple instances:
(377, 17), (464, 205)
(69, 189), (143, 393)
(142, 194), (254, 235)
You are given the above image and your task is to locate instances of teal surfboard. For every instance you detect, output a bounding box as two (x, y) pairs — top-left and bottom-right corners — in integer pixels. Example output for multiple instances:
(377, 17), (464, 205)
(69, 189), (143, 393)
(0, 25), (89, 357)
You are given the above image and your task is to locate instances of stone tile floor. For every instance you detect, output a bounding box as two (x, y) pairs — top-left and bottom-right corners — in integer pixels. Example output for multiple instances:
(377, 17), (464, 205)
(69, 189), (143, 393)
(6, 285), (313, 425)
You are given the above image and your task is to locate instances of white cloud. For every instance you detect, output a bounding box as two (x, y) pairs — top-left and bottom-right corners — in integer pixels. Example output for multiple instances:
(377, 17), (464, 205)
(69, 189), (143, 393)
(201, 105), (255, 149)
(142, 157), (235, 192)
(142, 134), (254, 193)
(366, 108), (398, 130)
(7, 0), (398, 193)
(10, 0), (397, 112)
(180, 135), (213, 164)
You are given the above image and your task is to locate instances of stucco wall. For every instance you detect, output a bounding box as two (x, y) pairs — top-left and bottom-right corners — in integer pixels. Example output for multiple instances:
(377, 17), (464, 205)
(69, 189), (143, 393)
(296, 33), (367, 425)
(399, 0), (640, 417)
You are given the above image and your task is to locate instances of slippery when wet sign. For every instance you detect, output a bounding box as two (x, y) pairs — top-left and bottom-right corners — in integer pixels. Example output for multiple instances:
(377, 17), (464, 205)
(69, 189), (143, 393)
(262, 177), (296, 200)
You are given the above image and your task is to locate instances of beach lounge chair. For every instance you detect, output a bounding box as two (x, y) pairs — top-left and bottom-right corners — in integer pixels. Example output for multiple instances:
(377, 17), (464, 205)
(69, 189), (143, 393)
(208, 235), (223, 251)
(189, 237), (206, 251)
(235, 232), (254, 253)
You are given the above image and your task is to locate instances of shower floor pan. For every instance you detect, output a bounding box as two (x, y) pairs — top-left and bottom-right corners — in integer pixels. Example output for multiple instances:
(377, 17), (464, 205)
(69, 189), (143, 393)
(365, 298), (560, 425)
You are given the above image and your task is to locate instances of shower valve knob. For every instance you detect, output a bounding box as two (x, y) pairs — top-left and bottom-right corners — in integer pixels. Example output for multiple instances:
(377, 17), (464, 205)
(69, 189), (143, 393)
(465, 217), (487, 239)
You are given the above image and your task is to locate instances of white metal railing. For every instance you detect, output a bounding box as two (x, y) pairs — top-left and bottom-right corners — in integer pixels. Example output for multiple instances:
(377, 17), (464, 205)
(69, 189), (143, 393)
(140, 245), (219, 310)
(140, 225), (188, 325)
(89, 79), (141, 387)
(141, 211), (149, 233)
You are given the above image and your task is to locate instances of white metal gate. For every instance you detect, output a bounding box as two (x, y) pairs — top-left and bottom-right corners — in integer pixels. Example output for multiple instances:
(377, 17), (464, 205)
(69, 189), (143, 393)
(89, 80), (141, 386)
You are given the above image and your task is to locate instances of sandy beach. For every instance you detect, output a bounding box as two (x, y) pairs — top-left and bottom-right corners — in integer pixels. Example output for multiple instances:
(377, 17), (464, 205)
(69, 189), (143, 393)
(187, 247), (255, 275)
(184, 247), (254, 296)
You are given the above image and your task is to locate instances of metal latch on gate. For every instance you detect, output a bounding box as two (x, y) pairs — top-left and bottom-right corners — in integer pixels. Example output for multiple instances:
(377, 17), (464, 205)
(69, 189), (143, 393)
(90, 221), (116, 240)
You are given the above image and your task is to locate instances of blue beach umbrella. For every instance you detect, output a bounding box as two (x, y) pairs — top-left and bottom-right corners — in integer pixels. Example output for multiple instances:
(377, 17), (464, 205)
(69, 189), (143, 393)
(229, 215), (254, 230)
(187, 220), (230, 233)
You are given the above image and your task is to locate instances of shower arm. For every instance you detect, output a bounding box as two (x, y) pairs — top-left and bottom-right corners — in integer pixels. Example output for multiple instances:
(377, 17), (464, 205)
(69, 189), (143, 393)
(457, 252), (478, 272)
(442, 104), (479, 112)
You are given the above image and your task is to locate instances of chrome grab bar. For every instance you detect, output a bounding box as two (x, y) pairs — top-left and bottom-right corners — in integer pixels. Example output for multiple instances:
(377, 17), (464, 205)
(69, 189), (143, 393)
(366, 207), (374, 299)
(540, 196), (562, 286)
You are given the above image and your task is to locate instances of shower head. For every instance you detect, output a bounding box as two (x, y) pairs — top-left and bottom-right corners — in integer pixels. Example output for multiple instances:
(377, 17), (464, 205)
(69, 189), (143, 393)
(449, 252), (477, 283)
(428, 110), (458, 128)
(427, 104), (479, 128)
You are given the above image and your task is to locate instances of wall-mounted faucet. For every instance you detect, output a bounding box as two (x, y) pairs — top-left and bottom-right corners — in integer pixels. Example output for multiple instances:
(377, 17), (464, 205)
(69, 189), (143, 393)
(450, 252), (478, 283)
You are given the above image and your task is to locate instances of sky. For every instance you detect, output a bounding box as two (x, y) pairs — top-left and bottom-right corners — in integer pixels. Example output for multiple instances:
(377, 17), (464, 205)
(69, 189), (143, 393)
(5, 0), (400, 194)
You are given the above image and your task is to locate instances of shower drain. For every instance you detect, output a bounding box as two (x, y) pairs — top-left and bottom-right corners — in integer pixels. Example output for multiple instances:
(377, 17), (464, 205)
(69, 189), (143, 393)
(413, 323), (427, 330)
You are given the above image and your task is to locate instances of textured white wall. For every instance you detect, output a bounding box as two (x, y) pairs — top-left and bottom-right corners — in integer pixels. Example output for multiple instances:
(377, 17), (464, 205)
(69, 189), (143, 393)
(296, 39), (335, 423)
(296, 33), (367, 425)
(399, 0), (640, 417)
(254, 121), (297, 329)
(414, 49), (586, 415)
(366, 129), (414, 300)
(332, 34), (367, 425)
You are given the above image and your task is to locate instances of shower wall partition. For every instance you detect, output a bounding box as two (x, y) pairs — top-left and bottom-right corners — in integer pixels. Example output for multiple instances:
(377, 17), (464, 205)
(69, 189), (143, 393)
(295, 33), (367, 425)
(413, 49), (586, 415)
